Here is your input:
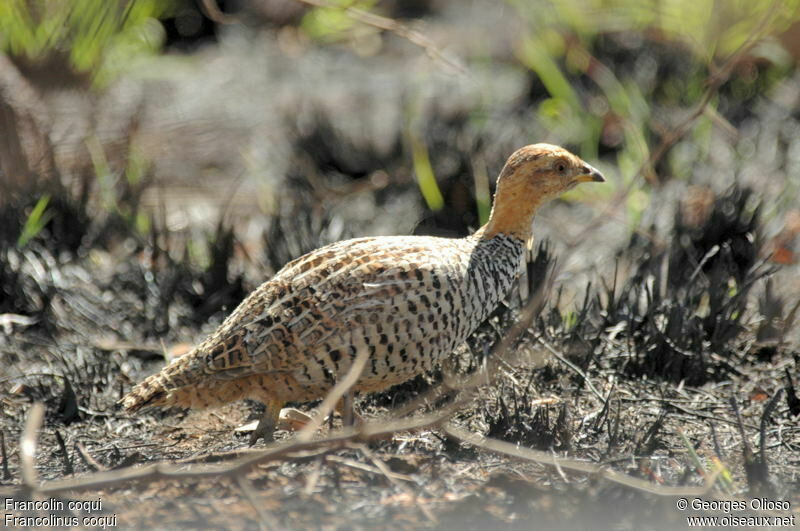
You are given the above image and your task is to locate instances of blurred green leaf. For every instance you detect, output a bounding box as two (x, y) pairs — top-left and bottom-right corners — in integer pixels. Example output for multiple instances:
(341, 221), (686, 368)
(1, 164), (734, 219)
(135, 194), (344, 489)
(519, 36), (580, 109)
(301, 0), (378, 42)
(0, 0), (170, 86)
(86, 136), (116, 211)
(409, 134), (444, 212)
(135, 211), (151, 236)
(17, 195), (53, 248)
(561, 310), (578, 330)
(473, 159), (491, 226)
(516, 0), (800, 61)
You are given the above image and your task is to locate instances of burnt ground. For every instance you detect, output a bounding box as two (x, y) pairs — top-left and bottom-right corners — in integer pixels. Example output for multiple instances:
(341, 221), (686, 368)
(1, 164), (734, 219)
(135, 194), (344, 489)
(2, 2), (800, 529)
(1, 181), (798, 530)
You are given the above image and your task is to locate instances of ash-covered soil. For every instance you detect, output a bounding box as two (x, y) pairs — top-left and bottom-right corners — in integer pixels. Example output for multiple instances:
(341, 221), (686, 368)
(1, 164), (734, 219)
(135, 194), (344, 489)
(1, 168), (798, 529)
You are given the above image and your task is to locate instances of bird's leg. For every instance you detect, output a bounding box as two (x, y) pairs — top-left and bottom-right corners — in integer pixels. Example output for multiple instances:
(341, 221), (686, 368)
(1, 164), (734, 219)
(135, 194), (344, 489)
(327, 406), (336, 431)
(336, 393), (363, 428)
(342, 392), (354, 427)
(249, 399), (283, 446)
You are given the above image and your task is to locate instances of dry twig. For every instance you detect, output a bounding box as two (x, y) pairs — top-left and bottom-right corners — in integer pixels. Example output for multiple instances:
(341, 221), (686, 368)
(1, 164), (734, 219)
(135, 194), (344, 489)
(296, 345), (370, 442)
(199, 0), (464, 75)
(536, 335), (606, 404)
(20, 402), (45, 489)
(74, 442), (106, 472)
(4, 283), (719, 504)
(1, 430), (11, 480)
(292, 0), (465, 75)
(236, 474), (278, 531)
(19, 409), (458, 496)
(442, 425), (715, 496)
(355, 443), (437, 524)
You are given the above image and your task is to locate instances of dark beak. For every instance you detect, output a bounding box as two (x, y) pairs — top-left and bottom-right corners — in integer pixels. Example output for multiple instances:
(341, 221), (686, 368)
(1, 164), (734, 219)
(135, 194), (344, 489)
(575, 164), (605, 183)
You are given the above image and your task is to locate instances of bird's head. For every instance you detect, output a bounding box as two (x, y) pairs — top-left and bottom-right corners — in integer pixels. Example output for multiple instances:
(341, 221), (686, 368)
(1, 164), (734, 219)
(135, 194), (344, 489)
(482, 143), (605, 240)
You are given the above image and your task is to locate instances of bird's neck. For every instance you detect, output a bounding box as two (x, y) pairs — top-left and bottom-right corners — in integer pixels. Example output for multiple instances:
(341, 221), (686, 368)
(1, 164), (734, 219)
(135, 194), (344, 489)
(478, 180), (543, 241)
(462, 230), (526, 327)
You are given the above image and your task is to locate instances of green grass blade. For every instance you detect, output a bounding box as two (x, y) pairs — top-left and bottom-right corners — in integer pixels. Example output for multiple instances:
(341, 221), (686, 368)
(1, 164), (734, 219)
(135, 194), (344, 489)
(17, 195), (53, 248)
(409, 134), (444, 212)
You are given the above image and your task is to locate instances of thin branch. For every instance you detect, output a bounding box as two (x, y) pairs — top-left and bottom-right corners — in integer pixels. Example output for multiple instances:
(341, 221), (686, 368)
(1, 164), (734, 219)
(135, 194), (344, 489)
(198, 0), (464, 75)
(442, 425), (716, 496)
(1, 430), (11, 480)
(303, 456), (324, 495)
(7, 381), (725, 502)
(199, 0), (239, 25)
(355, 443), (438, 524)
(296, 345), (370, 442)
(236, 474), (277, 531)
(643, 0), (782, 183)
(20, 402), (45, 489)
(23, 408), (459, 496)
(535, 335), (606, 404)
(326, 454), (405, 480)
(292, 0), (465, 75)
(74, 442), (106, 472)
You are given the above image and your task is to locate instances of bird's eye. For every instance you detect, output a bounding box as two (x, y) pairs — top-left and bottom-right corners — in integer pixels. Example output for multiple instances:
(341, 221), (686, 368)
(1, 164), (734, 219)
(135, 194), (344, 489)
(555, 161), (567, 175)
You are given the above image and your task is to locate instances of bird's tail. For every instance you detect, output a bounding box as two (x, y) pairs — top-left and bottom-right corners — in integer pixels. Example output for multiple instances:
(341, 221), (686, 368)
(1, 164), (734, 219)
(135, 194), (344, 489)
(121, 351), (203, 413)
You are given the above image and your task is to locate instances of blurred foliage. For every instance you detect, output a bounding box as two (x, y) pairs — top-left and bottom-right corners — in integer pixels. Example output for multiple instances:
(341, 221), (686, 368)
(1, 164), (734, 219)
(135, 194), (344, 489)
(409, 132), (445, 212)
(537, 0), (800, 60)
(509, 0), (800, 190)
(473, 159), (492, 226)
(86, 135), (152, 237)
(301, 0), (378, 42)
(17, 194), (52, 248)
(0, 0), (171, 86)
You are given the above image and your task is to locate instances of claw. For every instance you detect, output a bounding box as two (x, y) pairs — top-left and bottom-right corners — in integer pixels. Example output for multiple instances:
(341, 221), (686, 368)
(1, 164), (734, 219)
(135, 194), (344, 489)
(248, 414), (275, 446)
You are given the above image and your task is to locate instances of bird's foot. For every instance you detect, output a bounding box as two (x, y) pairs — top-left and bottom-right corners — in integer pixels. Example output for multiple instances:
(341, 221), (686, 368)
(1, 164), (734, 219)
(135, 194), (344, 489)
(247, 399), (283, 446)
(248, 416), (275, 446)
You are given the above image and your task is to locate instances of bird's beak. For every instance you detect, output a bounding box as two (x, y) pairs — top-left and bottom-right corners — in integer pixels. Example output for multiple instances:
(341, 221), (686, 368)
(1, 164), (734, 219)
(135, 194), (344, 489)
(575, 164), (605, 183)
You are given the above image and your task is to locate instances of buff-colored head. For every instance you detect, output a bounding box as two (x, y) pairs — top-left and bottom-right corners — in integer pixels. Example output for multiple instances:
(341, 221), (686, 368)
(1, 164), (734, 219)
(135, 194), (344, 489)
(481, 143), (604, 240)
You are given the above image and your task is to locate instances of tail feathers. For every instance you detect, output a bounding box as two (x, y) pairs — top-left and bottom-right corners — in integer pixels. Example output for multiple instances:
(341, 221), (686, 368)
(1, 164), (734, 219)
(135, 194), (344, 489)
(121, 352), (202, 413)
(120, 375), (171, 413)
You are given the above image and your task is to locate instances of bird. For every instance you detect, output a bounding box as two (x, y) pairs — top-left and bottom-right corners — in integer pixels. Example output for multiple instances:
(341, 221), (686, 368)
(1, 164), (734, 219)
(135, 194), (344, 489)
(121, 143), (605, 443)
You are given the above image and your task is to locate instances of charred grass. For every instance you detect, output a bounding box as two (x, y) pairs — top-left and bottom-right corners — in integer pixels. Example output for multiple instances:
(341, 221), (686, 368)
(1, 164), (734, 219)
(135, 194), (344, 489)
(1, 174), (797, 529)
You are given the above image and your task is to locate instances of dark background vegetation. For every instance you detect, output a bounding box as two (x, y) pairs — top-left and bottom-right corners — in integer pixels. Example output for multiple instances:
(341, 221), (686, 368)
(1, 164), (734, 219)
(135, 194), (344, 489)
(1, 0), (799, 529)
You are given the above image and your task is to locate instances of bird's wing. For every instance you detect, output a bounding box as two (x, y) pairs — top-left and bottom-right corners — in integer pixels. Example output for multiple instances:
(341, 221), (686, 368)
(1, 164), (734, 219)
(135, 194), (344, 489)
(195, 236), (465, 380)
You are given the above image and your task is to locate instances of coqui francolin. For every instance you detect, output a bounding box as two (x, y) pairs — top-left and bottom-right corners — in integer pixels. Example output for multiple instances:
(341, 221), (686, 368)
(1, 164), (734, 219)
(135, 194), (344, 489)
(122, 143), (605, 443)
